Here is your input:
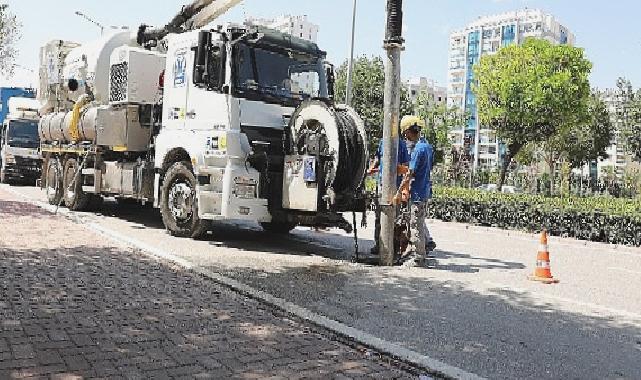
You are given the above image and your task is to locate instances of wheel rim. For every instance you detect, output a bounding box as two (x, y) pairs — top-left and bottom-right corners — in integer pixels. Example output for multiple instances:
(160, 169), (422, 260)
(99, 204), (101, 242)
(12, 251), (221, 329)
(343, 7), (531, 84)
(168, 181), (194, 223)
(64, 165), (76, 201)
(46, 163), (59, 199)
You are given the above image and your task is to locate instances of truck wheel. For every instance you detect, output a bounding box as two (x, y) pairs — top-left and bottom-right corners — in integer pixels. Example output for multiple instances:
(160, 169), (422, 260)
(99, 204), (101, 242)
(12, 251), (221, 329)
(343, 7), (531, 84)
(160, 161), (208, 239)
(45, 159), (63, 205)
(62, 158), (90, 211)
(261, 222), (297, 234)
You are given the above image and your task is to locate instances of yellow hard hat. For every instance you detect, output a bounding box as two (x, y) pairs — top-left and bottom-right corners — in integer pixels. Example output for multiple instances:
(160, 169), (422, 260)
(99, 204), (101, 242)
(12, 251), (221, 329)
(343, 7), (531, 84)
(400, 115), (426, 133)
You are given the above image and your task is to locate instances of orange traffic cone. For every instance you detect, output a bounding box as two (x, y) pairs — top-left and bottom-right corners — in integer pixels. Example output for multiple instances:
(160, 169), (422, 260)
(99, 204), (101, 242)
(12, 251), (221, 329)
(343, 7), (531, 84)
(528, 230), (559, 284)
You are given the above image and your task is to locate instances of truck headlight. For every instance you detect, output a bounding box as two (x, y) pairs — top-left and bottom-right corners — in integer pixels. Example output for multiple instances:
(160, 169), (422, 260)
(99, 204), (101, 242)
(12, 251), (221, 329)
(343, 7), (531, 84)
(4, 154), (15, 164)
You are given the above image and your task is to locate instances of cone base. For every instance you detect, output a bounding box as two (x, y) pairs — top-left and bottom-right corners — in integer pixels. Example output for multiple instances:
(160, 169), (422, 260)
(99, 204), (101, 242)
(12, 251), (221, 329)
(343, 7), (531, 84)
(528, 275), (559, 284)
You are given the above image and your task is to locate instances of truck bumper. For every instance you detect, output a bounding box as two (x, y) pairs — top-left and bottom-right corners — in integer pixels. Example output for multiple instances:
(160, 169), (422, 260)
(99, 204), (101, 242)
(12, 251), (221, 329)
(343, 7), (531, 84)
(3, 157), (42, 182)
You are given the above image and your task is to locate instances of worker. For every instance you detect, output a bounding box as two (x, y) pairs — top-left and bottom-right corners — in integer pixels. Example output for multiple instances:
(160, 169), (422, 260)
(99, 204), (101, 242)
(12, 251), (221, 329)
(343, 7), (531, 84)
(398, 115), (435, 264)
(368, 134), (410, 255)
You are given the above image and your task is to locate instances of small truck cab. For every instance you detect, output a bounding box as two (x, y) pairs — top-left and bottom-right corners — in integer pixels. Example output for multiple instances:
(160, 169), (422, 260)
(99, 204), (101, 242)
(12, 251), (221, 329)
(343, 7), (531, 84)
(0, 98), (42, 184)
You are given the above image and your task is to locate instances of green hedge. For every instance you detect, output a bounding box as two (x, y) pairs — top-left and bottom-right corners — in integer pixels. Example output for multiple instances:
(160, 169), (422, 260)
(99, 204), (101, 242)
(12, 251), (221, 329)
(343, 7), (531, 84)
(428, 187), (641, 246)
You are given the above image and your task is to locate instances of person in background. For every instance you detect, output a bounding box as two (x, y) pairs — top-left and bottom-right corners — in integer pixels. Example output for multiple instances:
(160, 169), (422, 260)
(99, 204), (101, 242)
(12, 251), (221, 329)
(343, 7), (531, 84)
(398, 116), (436, 264)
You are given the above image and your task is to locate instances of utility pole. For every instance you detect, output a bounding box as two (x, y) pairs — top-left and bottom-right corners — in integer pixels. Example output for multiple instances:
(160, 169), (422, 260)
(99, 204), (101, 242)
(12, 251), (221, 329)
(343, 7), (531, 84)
(345, 0), (358, 106)
(379, 0), (404, 266)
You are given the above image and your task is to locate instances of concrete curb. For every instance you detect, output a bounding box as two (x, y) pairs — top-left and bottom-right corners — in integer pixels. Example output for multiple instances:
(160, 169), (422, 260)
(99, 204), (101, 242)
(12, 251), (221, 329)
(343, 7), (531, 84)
(4, 186), (484, 380)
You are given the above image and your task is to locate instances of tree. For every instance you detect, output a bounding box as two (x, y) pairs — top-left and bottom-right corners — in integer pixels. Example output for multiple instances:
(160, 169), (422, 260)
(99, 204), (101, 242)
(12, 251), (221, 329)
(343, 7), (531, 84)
(617, 78), (641, 162)
(335, 56), (413, 153)
(0, 4), (21, 76)
(473, 38), (593, 190)
(413, 92), (464, 163)
(541, 94), (613, 194)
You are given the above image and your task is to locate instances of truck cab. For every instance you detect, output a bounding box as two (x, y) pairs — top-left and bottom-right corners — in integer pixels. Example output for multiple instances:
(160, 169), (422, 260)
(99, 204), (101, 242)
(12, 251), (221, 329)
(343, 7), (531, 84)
(153, 25), (367, 236)
(0, 98), (42, 184)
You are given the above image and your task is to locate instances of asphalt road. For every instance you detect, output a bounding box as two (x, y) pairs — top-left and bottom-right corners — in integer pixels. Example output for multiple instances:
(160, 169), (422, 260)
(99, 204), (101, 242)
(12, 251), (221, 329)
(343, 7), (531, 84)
(6, 184), (641, 379)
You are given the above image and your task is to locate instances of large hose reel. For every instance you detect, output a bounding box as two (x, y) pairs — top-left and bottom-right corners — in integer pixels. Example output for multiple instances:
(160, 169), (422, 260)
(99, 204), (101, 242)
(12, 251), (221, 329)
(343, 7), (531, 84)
(288, 100), (368, 206)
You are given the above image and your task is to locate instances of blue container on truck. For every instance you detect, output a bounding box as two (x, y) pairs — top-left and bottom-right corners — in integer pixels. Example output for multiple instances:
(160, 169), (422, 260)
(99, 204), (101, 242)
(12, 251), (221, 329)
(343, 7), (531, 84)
(0, 87), (36, 124)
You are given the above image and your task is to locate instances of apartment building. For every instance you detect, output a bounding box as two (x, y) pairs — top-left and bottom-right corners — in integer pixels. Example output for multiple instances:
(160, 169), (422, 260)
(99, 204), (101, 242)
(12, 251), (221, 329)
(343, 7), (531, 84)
(405, 77), (447, 107)
(245, 14), (319, 43)
(448, 9), (575, 168)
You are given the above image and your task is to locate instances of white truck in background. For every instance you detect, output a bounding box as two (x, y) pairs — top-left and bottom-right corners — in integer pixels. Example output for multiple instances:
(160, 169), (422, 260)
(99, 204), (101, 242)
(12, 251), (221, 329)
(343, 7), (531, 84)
(37, 0), (368, 238)
(0, 98), (42, 184)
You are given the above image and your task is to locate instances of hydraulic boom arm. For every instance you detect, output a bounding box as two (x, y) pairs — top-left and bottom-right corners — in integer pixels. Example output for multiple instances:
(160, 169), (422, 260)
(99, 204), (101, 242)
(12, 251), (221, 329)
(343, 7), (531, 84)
(137, 0), (243, 46)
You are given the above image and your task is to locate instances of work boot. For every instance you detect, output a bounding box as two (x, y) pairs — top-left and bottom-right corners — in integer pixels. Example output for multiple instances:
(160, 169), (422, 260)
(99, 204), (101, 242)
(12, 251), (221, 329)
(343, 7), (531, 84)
(426, 239), (437, 253)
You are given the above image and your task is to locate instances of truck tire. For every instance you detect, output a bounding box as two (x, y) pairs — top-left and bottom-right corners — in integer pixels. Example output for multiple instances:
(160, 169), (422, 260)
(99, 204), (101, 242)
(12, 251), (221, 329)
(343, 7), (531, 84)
(45, 159), (63, 205)
(62, 158), (90, 211)
(260, 222), (297, 234)
(160, 161), (208, 239)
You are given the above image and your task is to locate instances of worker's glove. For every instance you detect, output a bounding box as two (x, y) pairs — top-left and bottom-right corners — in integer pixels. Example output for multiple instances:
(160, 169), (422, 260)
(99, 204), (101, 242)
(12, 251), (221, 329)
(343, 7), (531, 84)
(401, 189), (410, 203)
(397, 164), (409, 175)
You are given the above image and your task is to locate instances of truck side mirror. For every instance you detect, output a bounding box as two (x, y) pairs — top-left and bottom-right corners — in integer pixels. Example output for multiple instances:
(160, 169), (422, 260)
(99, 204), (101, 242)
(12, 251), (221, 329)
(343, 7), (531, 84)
(325, 63), (335, 100)
(193, 31), (226, 91)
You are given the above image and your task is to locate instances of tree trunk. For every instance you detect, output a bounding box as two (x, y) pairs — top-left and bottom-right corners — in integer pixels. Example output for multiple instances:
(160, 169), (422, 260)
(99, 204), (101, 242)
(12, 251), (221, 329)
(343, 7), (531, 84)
(497, 142), (521, 192)
(549, 160), (555, 196)
(497, 152), (511, 192)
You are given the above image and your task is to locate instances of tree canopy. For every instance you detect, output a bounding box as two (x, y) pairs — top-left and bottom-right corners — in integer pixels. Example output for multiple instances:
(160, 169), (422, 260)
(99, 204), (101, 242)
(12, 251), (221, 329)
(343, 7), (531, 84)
(617, 78), (641, 162)
(334, 56), (413, 153)
(473, 38), (593, 187)
(414, 92), (464, 163)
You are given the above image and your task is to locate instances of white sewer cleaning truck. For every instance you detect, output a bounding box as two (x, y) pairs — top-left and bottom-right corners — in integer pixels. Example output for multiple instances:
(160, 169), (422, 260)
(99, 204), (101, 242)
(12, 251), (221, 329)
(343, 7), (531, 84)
(37, 0), (368, 238)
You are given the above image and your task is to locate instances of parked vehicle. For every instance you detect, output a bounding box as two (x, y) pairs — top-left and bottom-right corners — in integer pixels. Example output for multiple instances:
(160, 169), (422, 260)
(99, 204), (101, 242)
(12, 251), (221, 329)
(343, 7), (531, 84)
(37, 0), (368, 238)
(0, 97), (42, 184)
(476, 184), (521, 194)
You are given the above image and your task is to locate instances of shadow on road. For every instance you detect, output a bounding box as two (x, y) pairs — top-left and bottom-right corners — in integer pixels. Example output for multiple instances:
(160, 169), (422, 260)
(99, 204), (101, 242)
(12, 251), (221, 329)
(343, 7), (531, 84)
(427, 250), (526, 273)
(215, 262), (641, 380)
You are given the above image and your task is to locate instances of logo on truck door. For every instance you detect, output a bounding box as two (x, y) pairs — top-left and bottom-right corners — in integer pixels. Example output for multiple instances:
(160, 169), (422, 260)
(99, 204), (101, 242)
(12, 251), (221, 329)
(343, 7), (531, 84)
(173, 52), (187, 87)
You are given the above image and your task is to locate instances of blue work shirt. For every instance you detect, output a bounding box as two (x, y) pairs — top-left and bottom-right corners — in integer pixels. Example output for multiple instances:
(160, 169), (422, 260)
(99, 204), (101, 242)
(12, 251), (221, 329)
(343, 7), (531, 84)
(409, 137), (434, 202)
(376, 139), (410, 187)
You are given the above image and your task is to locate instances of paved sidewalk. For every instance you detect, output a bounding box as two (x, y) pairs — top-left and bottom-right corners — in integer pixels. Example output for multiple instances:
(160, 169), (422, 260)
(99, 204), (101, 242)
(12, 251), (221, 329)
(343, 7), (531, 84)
(0, 190), (415, 379)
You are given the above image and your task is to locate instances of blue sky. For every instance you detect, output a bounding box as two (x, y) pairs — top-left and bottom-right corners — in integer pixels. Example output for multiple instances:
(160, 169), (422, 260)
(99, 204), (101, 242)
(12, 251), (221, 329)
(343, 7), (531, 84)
(3, 0), (640, 89)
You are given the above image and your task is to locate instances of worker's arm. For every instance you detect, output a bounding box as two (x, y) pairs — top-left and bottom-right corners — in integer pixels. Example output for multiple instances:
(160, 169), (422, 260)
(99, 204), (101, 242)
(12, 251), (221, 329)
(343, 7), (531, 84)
(394, 170), (414, 204)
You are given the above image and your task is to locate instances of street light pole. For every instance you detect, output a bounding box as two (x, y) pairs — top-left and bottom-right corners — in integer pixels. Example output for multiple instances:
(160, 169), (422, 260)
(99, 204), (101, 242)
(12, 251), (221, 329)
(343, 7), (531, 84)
(345, 0), (357, 106)
(75, 11), (105, 35)
(379, 0), (404, 266)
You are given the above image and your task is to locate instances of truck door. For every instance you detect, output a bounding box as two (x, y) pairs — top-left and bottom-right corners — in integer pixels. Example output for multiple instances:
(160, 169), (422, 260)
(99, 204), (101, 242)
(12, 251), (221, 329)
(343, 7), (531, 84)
(164, 45), (190, 131)
(185, 33), (229, 132)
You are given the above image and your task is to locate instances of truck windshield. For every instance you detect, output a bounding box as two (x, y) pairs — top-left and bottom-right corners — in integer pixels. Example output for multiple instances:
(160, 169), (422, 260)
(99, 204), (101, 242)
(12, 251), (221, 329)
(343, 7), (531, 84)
(6, 120), (39, 149)
(233, 42), (328, 106)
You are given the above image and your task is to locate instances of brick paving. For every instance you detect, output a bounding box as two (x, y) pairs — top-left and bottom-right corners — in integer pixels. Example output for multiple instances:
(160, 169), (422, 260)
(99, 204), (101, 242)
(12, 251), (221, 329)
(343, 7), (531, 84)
(0, 190), (415, 379)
